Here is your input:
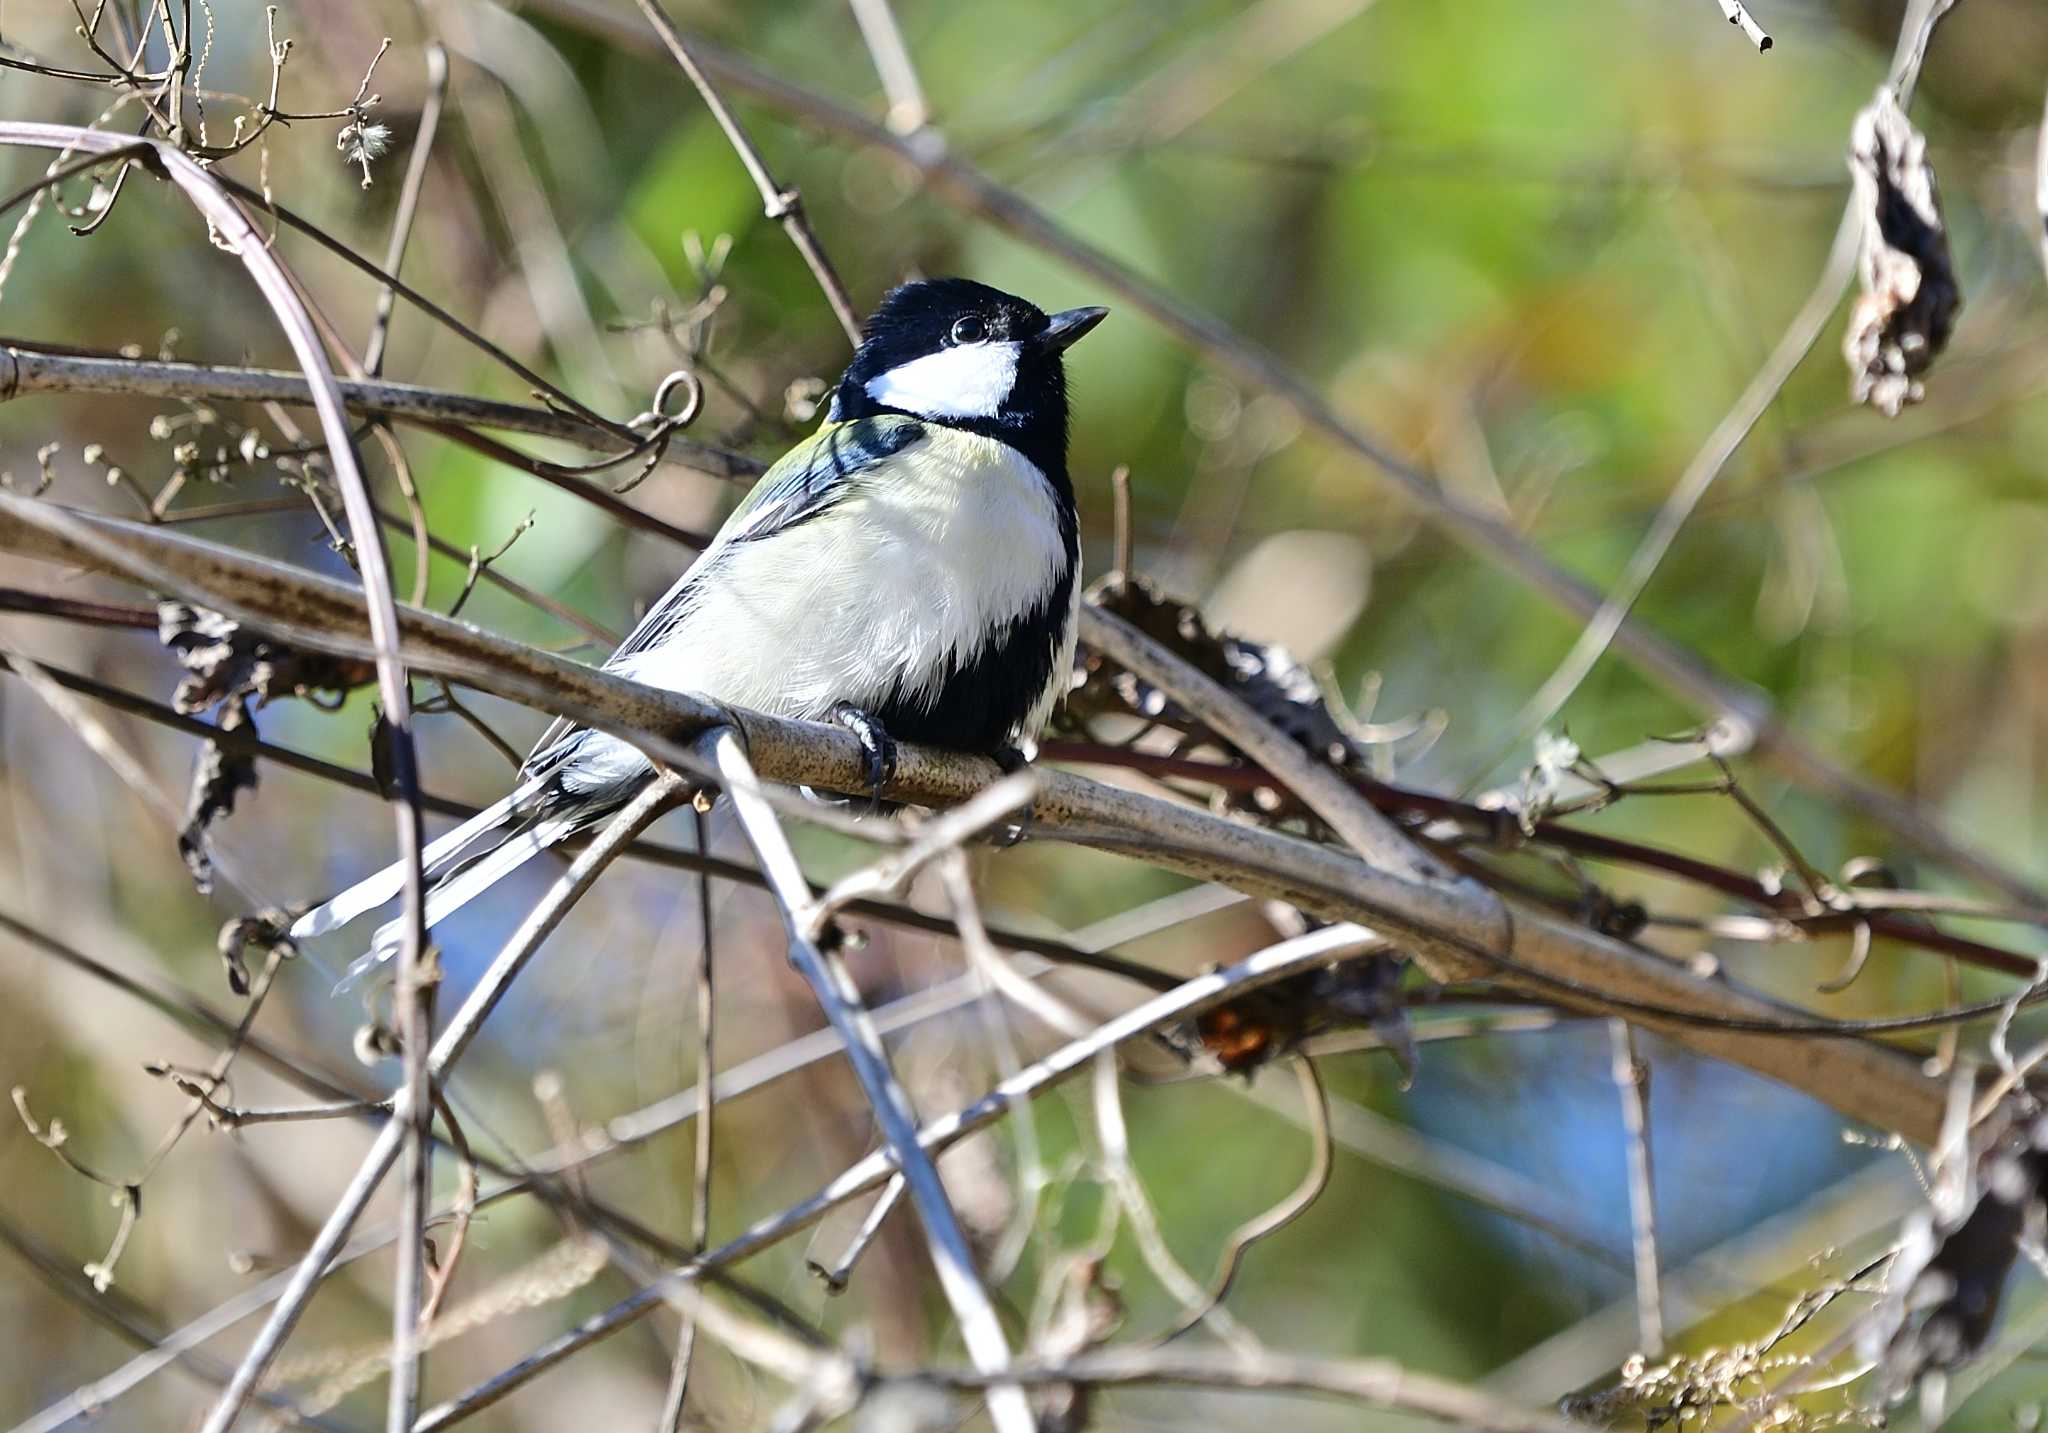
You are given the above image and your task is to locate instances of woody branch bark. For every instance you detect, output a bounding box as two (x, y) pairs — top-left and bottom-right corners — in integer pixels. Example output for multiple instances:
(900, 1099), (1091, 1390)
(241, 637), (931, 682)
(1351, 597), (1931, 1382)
(0, 492), (1950, 1145)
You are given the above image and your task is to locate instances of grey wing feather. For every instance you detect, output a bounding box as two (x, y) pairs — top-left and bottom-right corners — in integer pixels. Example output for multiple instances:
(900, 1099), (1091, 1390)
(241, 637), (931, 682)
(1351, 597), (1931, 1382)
(518, 415), (926, 777)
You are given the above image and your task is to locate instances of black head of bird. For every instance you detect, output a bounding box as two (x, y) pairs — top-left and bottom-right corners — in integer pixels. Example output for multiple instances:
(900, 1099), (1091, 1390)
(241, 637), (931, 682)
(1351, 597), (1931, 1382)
(831, 276), (1108, 481)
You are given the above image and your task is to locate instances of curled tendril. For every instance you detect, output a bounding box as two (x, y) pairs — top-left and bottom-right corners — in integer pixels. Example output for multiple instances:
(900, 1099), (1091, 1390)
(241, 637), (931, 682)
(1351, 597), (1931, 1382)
(612, 368), (706, 495)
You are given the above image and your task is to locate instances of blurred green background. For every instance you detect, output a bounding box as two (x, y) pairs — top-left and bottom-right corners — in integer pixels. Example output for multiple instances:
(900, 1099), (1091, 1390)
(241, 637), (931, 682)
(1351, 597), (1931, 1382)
(4, 0), (2048, 1426)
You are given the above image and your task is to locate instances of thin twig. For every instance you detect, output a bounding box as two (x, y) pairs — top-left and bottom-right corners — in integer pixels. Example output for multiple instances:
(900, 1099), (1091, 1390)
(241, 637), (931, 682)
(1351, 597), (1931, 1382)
(1485, 0), (1956, 771)
(194, 774), (685, 1433)
(1233, 1075), (1620, 1264)
(632, 0), (864, 347)
(658, 805), (719, 1430)
(0, 339), (762, 479)
(1608, 1020), (1664, 1357)
(705, 727), (1035, 1433)
(809, 1176), (905, 1293)
(938, 850), (1061, 1280)
(845, 0), (929, 133)
(2038, 84), (2048, 289)
(1167, 1058), (1333, 1338)
(1714, 1), (1773, 51)
(0, 124), (428, 1410)
(365, 43), (448, 377)
(917, 1346), (1579, 1433)
(1483, 205), (1858, 774)
(0, 1212), (336, 1432)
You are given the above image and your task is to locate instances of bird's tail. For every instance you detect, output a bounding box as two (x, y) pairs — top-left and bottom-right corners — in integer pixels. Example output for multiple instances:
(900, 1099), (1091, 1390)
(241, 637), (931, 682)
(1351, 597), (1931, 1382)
(289, 772), (587, 989)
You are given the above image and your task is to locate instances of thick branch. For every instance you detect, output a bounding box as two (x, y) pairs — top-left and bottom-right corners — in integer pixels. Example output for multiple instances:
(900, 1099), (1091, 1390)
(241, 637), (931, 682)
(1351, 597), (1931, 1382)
(0, 494), (1951, 1143)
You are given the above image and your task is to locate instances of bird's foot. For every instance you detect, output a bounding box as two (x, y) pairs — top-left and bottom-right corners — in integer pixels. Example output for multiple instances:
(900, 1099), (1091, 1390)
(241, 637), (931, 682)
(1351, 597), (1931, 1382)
(829, 703), (898, 811)
(991, 745), (1033, 847)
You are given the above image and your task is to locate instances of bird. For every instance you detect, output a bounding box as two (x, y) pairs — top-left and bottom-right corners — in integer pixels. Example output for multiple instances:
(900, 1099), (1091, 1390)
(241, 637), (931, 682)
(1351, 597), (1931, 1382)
(291, 277), (1108, 986)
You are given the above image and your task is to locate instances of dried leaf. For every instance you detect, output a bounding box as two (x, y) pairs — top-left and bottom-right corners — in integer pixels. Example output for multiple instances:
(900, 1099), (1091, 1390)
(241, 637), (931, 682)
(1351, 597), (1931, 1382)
(1862, 1099), (2048, 1412)
(1844, 86), (1961, 417)
(216, 912), (293, 997)
(178, 694), (258, 896)
(1186, 948), (1413, 1078)
(158, 601), (373, 893)
(1076, 578), (1369, 776)
(158, 600), (374, 714)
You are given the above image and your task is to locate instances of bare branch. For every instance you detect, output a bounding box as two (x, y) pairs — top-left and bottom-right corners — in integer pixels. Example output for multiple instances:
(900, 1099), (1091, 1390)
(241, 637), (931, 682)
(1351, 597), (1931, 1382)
(195, 774), (685, 1433)
(706, 727), (1034, 1433)
(918, 1345), (1580, 1433)
(1714, 1), (1773, 52)
(845, 0), (929, 134)
(0, 496), (1958, 1142)
(1609, 1020), (1665, 1358)
(632, 0), (864, 347)
(0, 340), (764, 481)
(659, 806), (718, 1429)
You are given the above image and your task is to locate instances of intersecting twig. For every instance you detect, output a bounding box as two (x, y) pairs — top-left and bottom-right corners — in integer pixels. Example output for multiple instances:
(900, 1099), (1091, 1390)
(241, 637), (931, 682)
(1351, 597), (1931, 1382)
(937, 849), (1064, 1280)
(1081, 602), (1450, 887)
(805, 770), (1041, 934)
(0, 121), (434, 1427)
(409, 922), (1385, 1428)
(194, 772), (686, 1433)
(0, 1210), (334, 1432)
(704, 726), (1034, 1433)
(1091, 1049), (1257, 1350)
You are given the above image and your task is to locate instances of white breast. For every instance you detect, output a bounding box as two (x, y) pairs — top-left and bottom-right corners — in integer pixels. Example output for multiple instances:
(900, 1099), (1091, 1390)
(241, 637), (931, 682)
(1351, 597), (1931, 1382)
(615, 427), (1071, 728)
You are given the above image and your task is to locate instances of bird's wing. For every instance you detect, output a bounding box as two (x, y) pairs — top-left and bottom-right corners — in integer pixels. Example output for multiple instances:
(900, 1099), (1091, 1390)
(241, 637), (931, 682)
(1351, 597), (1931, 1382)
(519, 414), (928, 776)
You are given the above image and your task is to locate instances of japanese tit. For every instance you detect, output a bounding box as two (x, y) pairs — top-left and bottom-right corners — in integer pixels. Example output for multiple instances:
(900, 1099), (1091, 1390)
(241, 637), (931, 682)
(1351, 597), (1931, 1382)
(293, 278), (1107, 982)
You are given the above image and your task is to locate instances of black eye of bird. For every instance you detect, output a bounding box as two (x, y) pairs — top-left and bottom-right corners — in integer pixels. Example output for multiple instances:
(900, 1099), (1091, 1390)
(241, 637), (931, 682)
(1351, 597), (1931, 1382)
(949, 315), (987, 345)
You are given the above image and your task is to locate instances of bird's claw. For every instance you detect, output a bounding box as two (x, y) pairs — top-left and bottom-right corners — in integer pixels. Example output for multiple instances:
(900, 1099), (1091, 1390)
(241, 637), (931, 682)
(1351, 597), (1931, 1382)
(829, 704), (898, 809)
(992, 746), (1033, 846)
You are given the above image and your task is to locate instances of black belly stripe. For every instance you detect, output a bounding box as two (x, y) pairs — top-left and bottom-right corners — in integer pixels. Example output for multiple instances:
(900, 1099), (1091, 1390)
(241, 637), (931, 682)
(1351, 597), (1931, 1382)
(871, 559), (1075, 754)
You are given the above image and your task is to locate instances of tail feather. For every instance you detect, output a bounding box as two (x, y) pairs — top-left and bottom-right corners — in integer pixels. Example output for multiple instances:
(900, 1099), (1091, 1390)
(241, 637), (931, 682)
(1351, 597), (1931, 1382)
(337, 809), (584, 990)
(290, 774), (551, 941)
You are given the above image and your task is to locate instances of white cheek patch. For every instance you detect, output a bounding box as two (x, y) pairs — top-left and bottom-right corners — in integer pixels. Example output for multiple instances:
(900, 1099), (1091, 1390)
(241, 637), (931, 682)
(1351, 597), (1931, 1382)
(865, 341), (1020, 419)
